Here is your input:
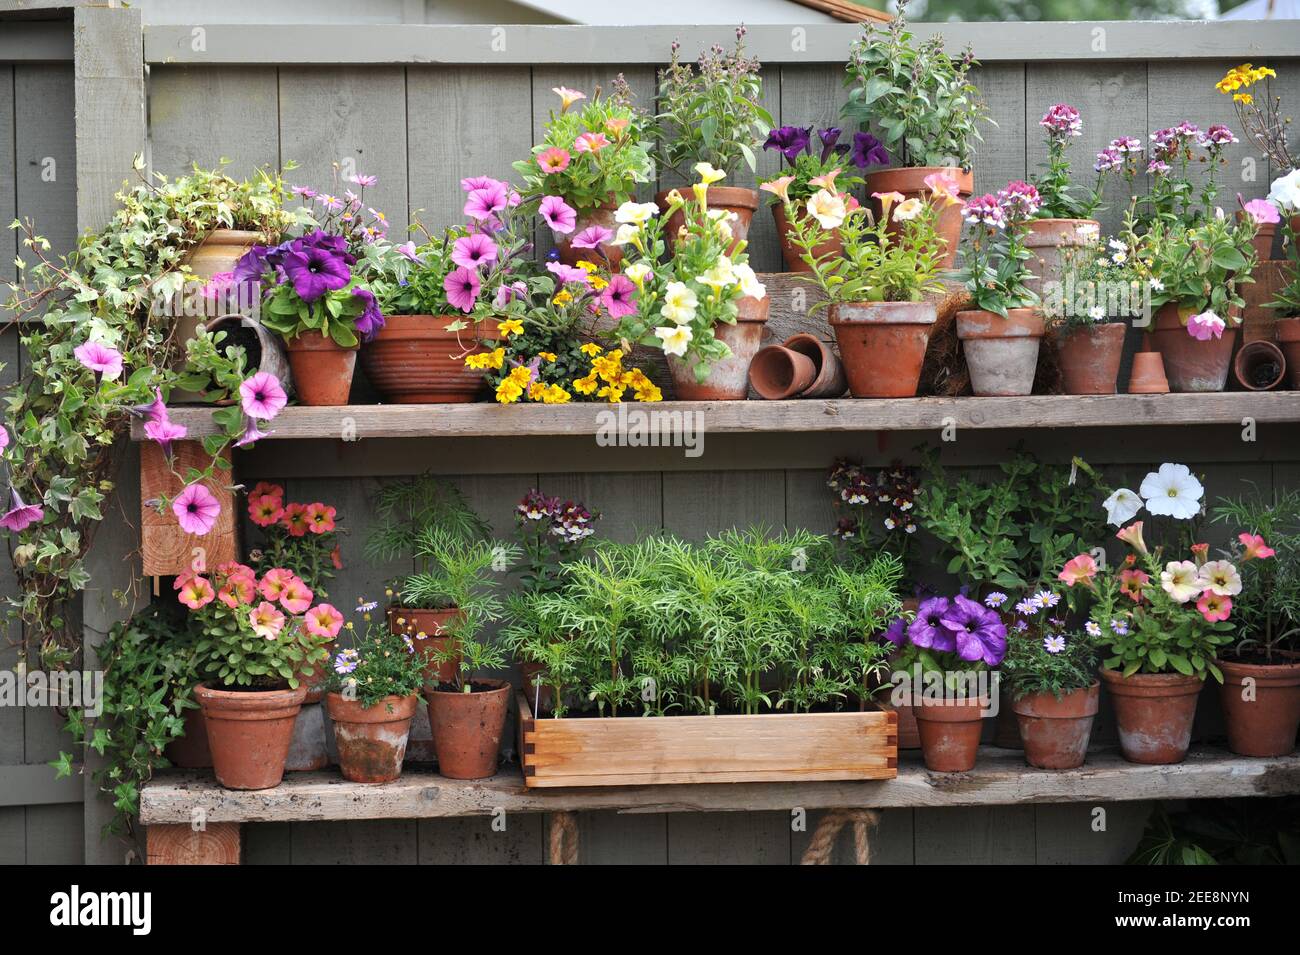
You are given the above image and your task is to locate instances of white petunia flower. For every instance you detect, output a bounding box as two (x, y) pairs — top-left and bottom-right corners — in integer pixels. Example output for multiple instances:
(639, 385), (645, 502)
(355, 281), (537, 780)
(1140, 463), (1203, 520)
(1102, 488), (1143, 526)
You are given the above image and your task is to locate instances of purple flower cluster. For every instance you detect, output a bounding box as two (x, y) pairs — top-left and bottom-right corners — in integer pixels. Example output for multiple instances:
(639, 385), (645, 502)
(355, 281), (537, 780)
(763, 125), (888, 170)
(962, 193), (1007, 229)
(827, 460), (919, 538)
(884, 594), (1008, 667)
(516, 489), (597, 545)
(997, 180), (1042, 219)
(1095, 136), (1143, 173)
(1149, 121), (1203, 160)
(1039, 103), (1082, 140)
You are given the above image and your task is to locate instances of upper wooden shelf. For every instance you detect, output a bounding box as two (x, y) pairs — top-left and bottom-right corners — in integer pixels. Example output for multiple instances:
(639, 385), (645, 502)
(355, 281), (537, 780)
(132, 394), (1300, 442)
(138, 745), (1300, 825)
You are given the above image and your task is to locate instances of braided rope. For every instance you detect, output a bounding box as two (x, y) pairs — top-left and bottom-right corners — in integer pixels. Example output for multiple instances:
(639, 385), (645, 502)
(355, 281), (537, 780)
(799, 809), (880, 865)
(548, 811), (579, 865)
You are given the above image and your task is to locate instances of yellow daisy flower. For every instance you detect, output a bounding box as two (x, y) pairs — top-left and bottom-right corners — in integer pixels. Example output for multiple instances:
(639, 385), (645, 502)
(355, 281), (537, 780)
(580, 342), (603, 357)
(538, 352), (557, 362)
(495, 379), (523, 404)
(553, 290), (573, 306)
(573, 374), (599, 395)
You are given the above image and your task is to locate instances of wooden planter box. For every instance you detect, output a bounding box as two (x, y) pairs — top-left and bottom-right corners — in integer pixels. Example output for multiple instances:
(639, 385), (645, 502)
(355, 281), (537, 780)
(517, 692), (897, 788)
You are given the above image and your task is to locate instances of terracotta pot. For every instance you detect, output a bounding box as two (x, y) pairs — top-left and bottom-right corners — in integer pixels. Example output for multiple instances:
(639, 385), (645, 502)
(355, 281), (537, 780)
(326, 692), (419, 783)
(893, 702), (922, 750)
(388, 606), (463, 687)
(1025, 218), (1100, 292)
(194, 682), (307, 790)
(865, 166), (974, 269)
(1233, 339), (1287, 391)
(359, 314), (495, 403)
(993, 686), (1022, 749)
(782, 333), (847, 398)
(828, 301), (936, 398)
(1128, 351), (1170, 394)
(1012, 683), (1100, 770)
(284, 331), (357, 406)
(164, 703), (212, 769)
(773, 202), (841, 273)
(1239, 212), (1277, 260)
(424, 678), (511, 779)
(955, 307), (1046, 396)
(204, 316), (294, 398)
(1055, 323), (1126, 394)
(1216, 658), (1300, 757)
(1100, 668), (1203, 765)
(292, 639), (334, 705)
(914, 694), (987, 772)
(1148, 302), (1238, 393)
(1277, 318), (1300, 388)
(554, 205), (623, 269)
(657, 186), (758, 255)
(748, 345), (817, 400)
(285, 701), (330, 771)
(667, 296), (769, 400)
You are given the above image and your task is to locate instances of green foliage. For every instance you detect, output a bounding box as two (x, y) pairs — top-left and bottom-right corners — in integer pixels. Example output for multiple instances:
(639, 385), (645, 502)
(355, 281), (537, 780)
(1269, 218), (1300, 318)
(258, 279), (368, 348)
(953, 199), (1040, 317)
(1128, 799), (1300, 866)
(1143, 214), (1257, 319)
(1211, 487), (1300, 661)
(364, 475), (491, 591)
(323, 615), (425, 708)
(1000, 622), (1098, 701)
(174, 324), (250, 403)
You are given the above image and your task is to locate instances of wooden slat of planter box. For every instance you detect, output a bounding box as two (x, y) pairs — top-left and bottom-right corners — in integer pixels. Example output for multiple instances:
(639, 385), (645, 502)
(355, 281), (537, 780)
(140, 440), (237, 576)
(519, 693), (897, 788)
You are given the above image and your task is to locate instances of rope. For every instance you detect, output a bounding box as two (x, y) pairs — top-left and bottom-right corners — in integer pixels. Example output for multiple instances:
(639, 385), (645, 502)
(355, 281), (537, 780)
(799, 809), (880, 865)
(548, 811), (579, 865)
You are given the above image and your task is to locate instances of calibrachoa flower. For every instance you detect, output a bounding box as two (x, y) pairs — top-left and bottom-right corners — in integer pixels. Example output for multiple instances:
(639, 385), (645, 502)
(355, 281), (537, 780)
(305, 502), (337, 534)
(1161, 560), (1203, 604)
(281, 502), (310, 537)
(279, 577), (314, 615)
(177, 574), (215, 610)
(1119, 568), (1150, 602)
(537, 147), (571, 173)
(304, 603), (344, 639)
(172, 483), (221, 536)
(74, 341), (123, 381)
(1197, 591), (1232, 622)
(250, 601), (286, 640)
(1239, 532), (1276, 560)
(248, 494), (284, 527)
(1198, 559), (1242, 596)
(574, 131), (609, 154)
(1058, 553), (1099, 586)
(239, 372), (288, 420)
(258, 567), (296, 602)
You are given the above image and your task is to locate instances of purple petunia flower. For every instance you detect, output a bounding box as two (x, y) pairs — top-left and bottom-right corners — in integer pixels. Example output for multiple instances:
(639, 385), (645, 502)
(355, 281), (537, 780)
(908, 596), (954, 652)
(818, 127), (843, 162)
(444, 267), (481, 313)
(280, 244), (351, 302)
(883, 616), (908, 647)
(451, 233), (499, 270)
(850, 132), (889, 170)
(539, 195), (577, 235)
(572, 225), (614, 250)
(233, 245), (272, 284)
(940, 594), (1008, 667)
(351, 286), (386, 340)
(764, 125), (813, 164)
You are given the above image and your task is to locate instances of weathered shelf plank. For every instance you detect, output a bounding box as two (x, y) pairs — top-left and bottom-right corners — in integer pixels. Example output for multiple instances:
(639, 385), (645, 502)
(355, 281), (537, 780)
(138, 746), (1300, 825)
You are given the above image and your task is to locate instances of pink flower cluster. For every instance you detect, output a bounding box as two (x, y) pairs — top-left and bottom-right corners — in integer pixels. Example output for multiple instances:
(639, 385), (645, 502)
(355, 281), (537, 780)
(962, 181), (1041, 229)
(176, 561), (343, 641)
(1039, 103), (1082, 140)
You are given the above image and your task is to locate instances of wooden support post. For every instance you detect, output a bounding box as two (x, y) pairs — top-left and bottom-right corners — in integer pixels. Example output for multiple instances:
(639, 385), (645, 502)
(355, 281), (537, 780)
(140, 441), (238, 576)
(146, 823), (241, 865)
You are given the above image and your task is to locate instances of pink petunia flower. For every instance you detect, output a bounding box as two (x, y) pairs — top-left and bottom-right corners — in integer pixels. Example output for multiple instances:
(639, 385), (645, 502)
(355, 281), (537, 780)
(460, 175), (503, 193)
(177, 575), (216, 610)
(539, 195), (577, 234)
(304, 603), (344, 639)
(279, 577), (314, 615)
(574, 132), (609, 154)
(395, 241), (423, 263)
(1239, 532), (1276, 560)
(600, 274), (638, 319)
(538, 147), (571, 174)
(464, 182), (509, 221)
(444, 266), (482, 313)
(172, 482), (221, 536)
(1196, 591), (1232, 623)
(250, 601), (286, 640)
(1241, 196), (1280, 226)
(1116, 521), (1148, 555)
(239, 372), (288, 420)
(451, 233), (499, 271)
(0, 487), (44, 532)
(233, 418), (274, 448)
(74, 341), (123, 381)
(258, 567), (296, 603)
(571, 225), (613, 249)
(1187, 310), (1226, 341)
(0, 425), (9, 451)
(144, 418), (188, 459)
(545, 261), (590, 286)
(1058, 553), (1098, 587)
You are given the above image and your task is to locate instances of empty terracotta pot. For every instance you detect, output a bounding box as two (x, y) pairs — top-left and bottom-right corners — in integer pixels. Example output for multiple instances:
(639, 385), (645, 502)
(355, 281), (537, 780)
(1128, 351), (1170, 394)
(1025, 218), (1100, 293)
(865, 166), (973, 269)
(425, 678), (511, 779)
(782, 333), (848, 398)
(554, 205), (623, 270)
(656, 185), (758, 255)
(284, 331), (357, 406)
(772, 202), (842, 272)
(204, 315), (294, 399)
(748, 345), (817, 399)
(667, 296), (769, 400)
(1055, 323), (1127, 394)
(388, 606), (463, 688)
(164, 702), (212, 769)
(1216, 658), (1300, 757)
(195, 682), (307, 790)
(1100, 668), (1202, 765)
(955, 307), (1046, 396)
(914, 694), (987, 772)
(1012, 683), (1100, 770)
(360, 315), (495, 403)
(1278, 318), (1300, 388)
(1148, 302), (1238, 392)
(828, 301), (937, 398)
(326, 692), (419, 783)
(1233, 339), (1287, 391)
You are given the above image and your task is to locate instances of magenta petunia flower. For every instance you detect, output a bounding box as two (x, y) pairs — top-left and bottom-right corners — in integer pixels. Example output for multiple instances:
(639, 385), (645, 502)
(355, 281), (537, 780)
(460, 175), (503, 193)
(74, 341), (123, 381)
(281, 245), (351, 302)
(464, 183), (509, 221)
(0, 487), (43, 532)
(539, 195), (577, 234)
(234, 418), (274, 448)
(1242, 197), (1280, 226)
(571, 225), (613, 249)
(172, 482), (221, 536)
(239, 372), (288, 420)
(444, 266), (482, 313)
(494, 280), (529, 308)
(395, 241), (423, 263)
(452, 233), (499, 270)
(144, 418), (187, 459)
(600, 274), (638, 318)
(545, 261), (590, 285)
(0, 425), (8, 451)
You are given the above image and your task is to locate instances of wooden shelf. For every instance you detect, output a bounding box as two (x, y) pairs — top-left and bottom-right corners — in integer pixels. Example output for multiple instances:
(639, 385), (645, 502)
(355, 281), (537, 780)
(132, 393), (1300, 442)
(138, 745), (1300, 825)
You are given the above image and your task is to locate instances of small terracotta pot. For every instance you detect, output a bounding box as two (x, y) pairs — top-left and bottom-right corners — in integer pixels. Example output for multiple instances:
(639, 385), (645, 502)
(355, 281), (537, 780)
(1148, 302), (1238, 393)
(667, 296), (769, 400)
(657, 186), (758, 255)
(1128, 351), (1170, 394)
(914, 694), (987, 772)
(1025, 218), (1100, 292)
(1240, 212), (1277, 260)
(284, 331), (357, 406)
(1100, 668), (1203, 765)
(1056, 323), (1127, 394)
(195, 682), (307, 790)
(893, 702), (922, 750)
(782, 333), (847, 398)
(1216, 658), (1300, 757)
(554, 205), (623, 270)
(1233, 339), (1287, 391)
(164, 703), (212, 769)
(285, 701), (330, 771)
(1277, 317), (1300, 389)
(1013, 683), (1100, 770)
(828, 301), (936, 398)
(955, 307), (1046, 396)
(293, 640), (335, 705)
(326, 692), (419, 783)
(425, 678), (511, 779)
(204, 316), (294, 398)
(748, 345), (817, 400)
(772, 202), (841, 272)
(359, 315), (496, 403)
(865, 166), (974, 269)
(388, 606), (463, 687)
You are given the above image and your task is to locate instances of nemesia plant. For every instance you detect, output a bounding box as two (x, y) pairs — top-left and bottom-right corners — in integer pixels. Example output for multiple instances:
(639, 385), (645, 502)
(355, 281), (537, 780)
(759, 125), (887, 204)
(244, 481), (344, 596)
(954, 180), (1042, 316)
(324, 610), (425, 709)
(1142, 121), (1240, 227)
(1032, 103), (1110, 220)
(513, 488), (599, 593)
(827, 459), (920, 572)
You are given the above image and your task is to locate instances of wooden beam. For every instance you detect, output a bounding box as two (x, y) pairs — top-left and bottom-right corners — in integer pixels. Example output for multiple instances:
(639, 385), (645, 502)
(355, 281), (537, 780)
(0, 21), (74, 60)
(145, 822), (241, 865)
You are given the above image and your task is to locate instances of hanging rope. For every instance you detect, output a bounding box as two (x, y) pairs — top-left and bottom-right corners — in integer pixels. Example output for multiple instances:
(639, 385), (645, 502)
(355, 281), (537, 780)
(548, 811), (579, 865)
(799, 809), (880, 865)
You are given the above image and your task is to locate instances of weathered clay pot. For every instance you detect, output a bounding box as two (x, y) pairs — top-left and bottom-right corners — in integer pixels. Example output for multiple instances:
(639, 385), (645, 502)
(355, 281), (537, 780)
(164, 703), (212, 769)
(914, 694), (987, 772)
(1056, 323), (1126, 394)
(748, 345), (817, 400)
(388, 606), (463, 687)
(204, 315), (294, 398)
(1216, 658), (1300, 757)
(657, 185), (758, 255)
(194, 682), (307, 790)
(326, 692), (419, 783)
(1128, 351), (1170, 394)
(1025, 218), (1100, 292)
(1012, 683), (1100, 770)
(554, 205), (623, 270)
(828, 301), (936, 398)
(284, 701), (330, 771)
(425, 678), (511, 779)
(359, 315), (494, 403)
(865, 166), (974, 269)
(284, 331), (357, 406)
(773, 202), (841, 273)
(1148, 302), (1238, 393)
(1100, 668), (1202, 765)
(955, 307), (1046, 396)
(1233, 339), (1286, 391)
(782, 333), (847, 398)
(667, 296), (769, 400)
(1277, 317), (1300, 389)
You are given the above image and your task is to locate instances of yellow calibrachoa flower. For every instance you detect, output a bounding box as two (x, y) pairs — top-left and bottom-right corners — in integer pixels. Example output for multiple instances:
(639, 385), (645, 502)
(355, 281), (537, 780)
(495, 379), (524, 404)
(498, 318), (524, 337)
(576, 260), (598, 273)
(539, 352), (557, 362)
(553, 289), (573, 306)
(589, 274), (609, 291)
(580, 342), (603, 357)
(573, 373), (599, 395)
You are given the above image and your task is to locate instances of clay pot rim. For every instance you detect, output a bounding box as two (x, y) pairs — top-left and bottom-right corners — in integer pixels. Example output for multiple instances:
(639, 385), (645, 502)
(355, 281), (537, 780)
(749, 345), (817, 400)
(734, 295), (771, 323)
(955, 307), (1046, 339)
(913, 696), (989, 721)
(1024, 217), (1100, 242)
(654, 185), (759, 211)
(198, 228), (270, 244)
(1056, 321), (1127, 338)
(283, 330), (359, 353)
(423, 677), (511, 700)
(866, 165), (974, 191)
(325, 691), (420, 722)
(1099, 667), (1204, 694)
(1214, 657), (1300, 683)
(1233, 339), (1287, 391)
(194, 682), (308, 710)
(365, 314), (499, 343)
(829, 301), (938, 326)
(1274, 316), (1300, 342)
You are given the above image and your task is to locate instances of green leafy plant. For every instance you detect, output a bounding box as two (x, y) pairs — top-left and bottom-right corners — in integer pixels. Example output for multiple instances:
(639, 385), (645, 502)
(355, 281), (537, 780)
(1129, 799), (1300, 865)
(1143, 213), (1257, 323)
(999, 599), (1098, 701)
(323, 613), (426, 708)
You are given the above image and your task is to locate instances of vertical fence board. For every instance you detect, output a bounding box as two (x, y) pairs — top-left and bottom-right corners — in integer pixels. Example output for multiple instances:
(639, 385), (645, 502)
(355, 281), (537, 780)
(0, 66), (15, 323)
(243, 822), (292, 864)
(148, 66), (280, 178)
(661, 470), (785, 540)
(568, 811), (667, 864)
(913, 805), (1037, 864)
(545, 471), (663, 542)
(13, 63), (76, 267)
(23, 803), (83, 864)
(418, 815), (544, 864)
(666, 811), (791, 864)
(971, 63), (1026, 197)
(290, 819), (418, 864)
(1034, 801), (1150, 864)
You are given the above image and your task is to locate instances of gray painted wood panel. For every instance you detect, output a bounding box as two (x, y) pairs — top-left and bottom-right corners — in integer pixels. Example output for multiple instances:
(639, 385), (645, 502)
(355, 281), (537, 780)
(0, 67), (15, 323)
(971, 63), (1027, 197)
(14, 63), (76, 267)
(148, 65), (280, 177)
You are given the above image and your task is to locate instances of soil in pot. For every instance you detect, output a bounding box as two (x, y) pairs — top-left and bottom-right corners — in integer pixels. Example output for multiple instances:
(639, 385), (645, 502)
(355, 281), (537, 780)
(955, 308), (1046, 397)
(657, 186), (758, 255)
(865, 166), (973, 270)
(1012, 683), (1100, 770)
(667, 296), (769, 400)
(1025, 218), (1099, 292)
(772, 202), (841, 273)
(284, 331), (357, 406)
(359, 315), (495, 403)
(164, 703), (212, 769)
(1232, 339), (1287, 391)
(202, 316), (294, 400)
(326, 692), (419, 783)
(424, 678), (511, 779)
(1148, 303), (1238, 393)
(554, 205), (623, 270)
(914, 695), (987, 772)
(195, 682), (307, 790)
(1055, 323), (1127, 395)
(1216, 657), (1300, 757)
(1278, 318), (1300, 389)
(1100, 668), (1203, 765)
(828, 301), (936, 398)
(388, 606), (462, 687)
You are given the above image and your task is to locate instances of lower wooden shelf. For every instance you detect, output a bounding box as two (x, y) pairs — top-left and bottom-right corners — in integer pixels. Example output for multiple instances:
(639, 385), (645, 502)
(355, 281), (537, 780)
(138, 745), (1300, 825)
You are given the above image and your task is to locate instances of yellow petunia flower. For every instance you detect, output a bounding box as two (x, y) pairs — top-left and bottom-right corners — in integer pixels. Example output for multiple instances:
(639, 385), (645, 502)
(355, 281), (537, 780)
(498, 319), (524, 337)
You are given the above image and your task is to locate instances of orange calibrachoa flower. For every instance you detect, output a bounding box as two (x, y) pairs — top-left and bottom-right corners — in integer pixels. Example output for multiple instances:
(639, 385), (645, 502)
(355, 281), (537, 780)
(305, 503), (337, 534)
(281, 502), (310, 537)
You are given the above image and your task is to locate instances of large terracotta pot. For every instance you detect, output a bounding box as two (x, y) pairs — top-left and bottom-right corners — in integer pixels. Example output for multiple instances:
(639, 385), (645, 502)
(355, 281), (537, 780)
(1025, 218), (1099, 292)
(359, 315), (495, 403)
(1012, 683), (1100, 770)
(424, 678), (511, 779)
(1148, 302), (1238, 393)
(326, 692), (419, 783)
(956, 307), (1046, 396)
(388, 606), (463, 688)
(163, 703), (212, 769)
(1232, 339), (1287, 391)
(772, 202), (841, 273)
(1275, 317), (1300, 388)
(1216, 658), (1300, 757)
(667, 295), (769, 400)
(828, 301), (936, 398)
(284, 331), (357, 406)
(1100, 668), (1202, 765)
(194, 682), (307, 790)
(865, 166), (974, 269)
(657, 186), (758, 255)
(1055, 322), (1127, 394)
(554, 205), (623, 269)
(914, 694), (987, 772)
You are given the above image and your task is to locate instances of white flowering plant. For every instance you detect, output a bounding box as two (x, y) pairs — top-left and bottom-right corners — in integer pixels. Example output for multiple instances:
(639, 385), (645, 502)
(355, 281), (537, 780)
(1266, 169), (1300, 318)
(1048, 230), (1148, 328)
